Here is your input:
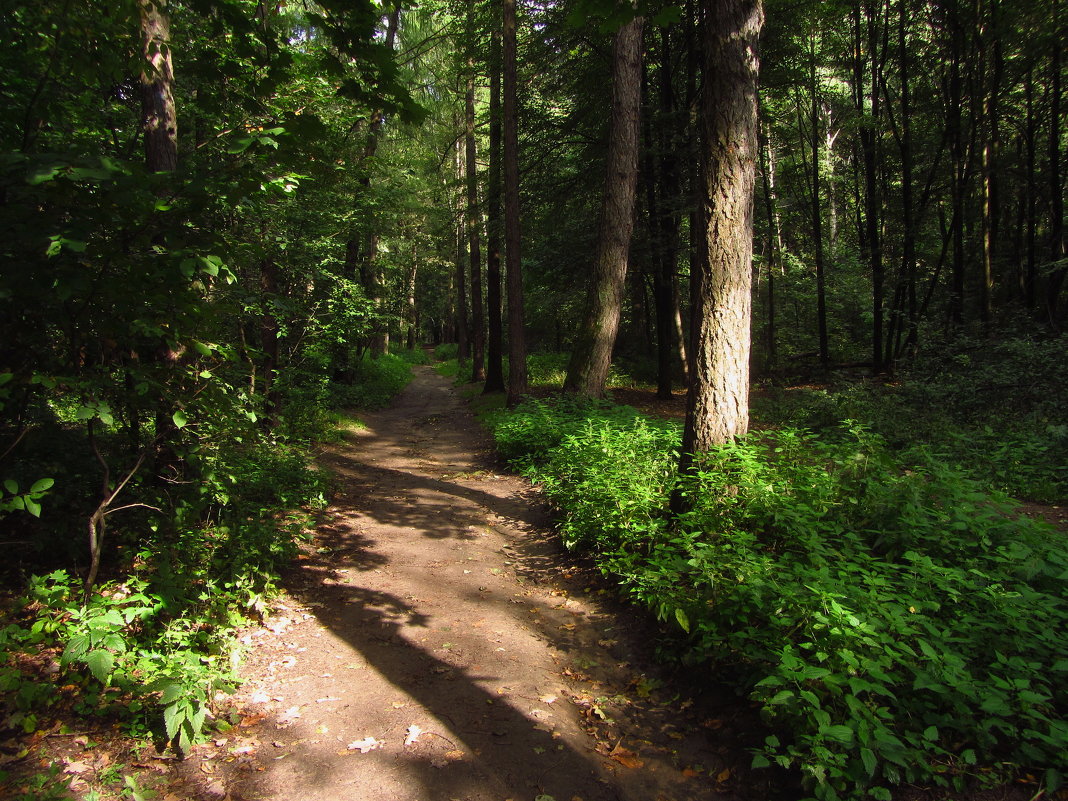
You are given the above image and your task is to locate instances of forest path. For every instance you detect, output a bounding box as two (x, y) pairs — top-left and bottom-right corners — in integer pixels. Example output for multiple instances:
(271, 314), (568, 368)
(178, 365), (761, 801)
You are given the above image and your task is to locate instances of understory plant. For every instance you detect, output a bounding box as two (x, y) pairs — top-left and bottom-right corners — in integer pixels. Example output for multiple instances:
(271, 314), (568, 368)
(491, 399), (1068, 800)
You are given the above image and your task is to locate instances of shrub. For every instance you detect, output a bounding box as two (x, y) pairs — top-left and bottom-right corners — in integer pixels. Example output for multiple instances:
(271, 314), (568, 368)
(490, 401), (1068, 800)
(432, 342), (459, 361)
(330, 353), (413, 409)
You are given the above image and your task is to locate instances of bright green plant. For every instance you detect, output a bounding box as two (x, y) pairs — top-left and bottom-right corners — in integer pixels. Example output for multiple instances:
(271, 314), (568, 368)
(490, 400), (1068, 800)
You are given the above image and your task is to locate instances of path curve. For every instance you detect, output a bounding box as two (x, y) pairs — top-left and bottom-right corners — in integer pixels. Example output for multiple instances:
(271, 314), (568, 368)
(183, 366), (762, 801)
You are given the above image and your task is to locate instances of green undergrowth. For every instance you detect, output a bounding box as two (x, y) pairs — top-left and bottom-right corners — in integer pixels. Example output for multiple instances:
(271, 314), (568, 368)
(330, 351), (415, 409)
(754, 334), (1068, 504)
(0, 443), (327, 755)
(488, 397), (1068, 800)
(0, 351), (412, 762)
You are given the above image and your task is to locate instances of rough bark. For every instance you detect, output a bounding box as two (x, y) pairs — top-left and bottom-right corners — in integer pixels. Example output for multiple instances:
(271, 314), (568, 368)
(564, 15), (646, 397)
(139, 0), (177, 173)
(677, 0), (762, 477)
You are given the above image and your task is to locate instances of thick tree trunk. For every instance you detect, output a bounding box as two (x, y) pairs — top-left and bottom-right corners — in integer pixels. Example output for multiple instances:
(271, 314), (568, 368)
(503, 0), (527, 406)
(677, 0), (762, 484)
(484, 26), (506, 394)
(564, 16), (645, 397)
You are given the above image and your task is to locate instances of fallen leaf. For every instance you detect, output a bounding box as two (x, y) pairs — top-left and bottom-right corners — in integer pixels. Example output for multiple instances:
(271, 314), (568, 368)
(681, 768), (699, 779)
(609, 743), (644, 769)
(63, 760), (92, 775)
(717, 768), (732, 783)
(346, 737), (382, 753)
(404, 725), (423, 747)
(315, 697), (342, 703)
(539, 694), (558, 705)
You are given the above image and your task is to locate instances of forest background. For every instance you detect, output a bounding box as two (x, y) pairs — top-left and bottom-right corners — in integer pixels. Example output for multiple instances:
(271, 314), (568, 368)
(0, 0), (1066, 799)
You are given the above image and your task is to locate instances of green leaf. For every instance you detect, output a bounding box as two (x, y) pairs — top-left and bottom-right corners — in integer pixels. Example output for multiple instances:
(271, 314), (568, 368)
(62, 634), (91, 662)
(0, 372), (12, 386)
(674, 607), (690, 633)
(751, 753), (771, 768)
(2, 479), (17, 494)
(160, 683), (184, 705)
(85, 649), (115, 683)
(25, 497), (41, 517)
(767, 689), (794, 705)
(172, 410), (188, 429)
(860, 746), (877, 777)
(163, 701), (184, 740)
(923, 725), (939, 742)
(30, 478), (54, 493)
(822, 724), (854, 744)
(226, 136), (255, 154)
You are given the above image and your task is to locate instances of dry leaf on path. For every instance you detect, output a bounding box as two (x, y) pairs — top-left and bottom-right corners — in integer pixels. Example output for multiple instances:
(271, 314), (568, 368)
(346, 737), (382, 753)
(609, 742), (644, 769)
(404, 725), (424, 747)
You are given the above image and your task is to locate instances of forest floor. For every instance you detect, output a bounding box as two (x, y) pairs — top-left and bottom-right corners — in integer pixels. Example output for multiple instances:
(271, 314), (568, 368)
(14, 366), (1059, 800)
(12, 367), (1055, 798)
(150, 365), (779, 801)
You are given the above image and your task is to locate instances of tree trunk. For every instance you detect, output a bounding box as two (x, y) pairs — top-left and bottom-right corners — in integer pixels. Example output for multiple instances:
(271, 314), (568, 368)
(807, 36), (830, 368)
(503, 0), (527, 406)
(676, 0), (762, 490)
(359, 4), (401, 357)
(758, 119), (780, 368)
(466, 35), (486, 382)
(1046, 0), (1065, 327)
(484, 25), (506, 394)
(139, 0), (177, 173)
(564, 15), (645, 397)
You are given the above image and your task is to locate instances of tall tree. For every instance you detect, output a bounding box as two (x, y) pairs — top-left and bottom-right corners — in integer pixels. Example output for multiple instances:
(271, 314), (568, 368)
(564, 14), (646, 397)
(483, 23), (506, 393)
(466, 1), (485, 381)
(139, 0), (177, 173)
(503, 0), (527, 405)
(676, 0), (763, 489)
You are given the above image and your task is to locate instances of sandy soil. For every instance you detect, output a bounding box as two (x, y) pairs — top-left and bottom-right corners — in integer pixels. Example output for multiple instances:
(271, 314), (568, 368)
(169, 365), (773, 801)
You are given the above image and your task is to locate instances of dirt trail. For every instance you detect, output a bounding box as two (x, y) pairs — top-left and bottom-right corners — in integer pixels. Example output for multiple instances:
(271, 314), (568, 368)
(183, 366), (766, 801)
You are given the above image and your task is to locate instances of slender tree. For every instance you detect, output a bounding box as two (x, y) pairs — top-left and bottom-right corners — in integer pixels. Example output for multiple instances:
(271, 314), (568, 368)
(484, 23), (506, 393)
(564, 14), (646, 397)
(503, 0), (527, 405)
(466, 3), (485, 381)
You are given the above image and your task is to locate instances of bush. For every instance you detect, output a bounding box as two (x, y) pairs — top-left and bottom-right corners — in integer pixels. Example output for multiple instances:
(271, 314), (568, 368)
(432, 342), (459, 361)
(489, 401), (1068, 800)
(329, 353), (413, 409)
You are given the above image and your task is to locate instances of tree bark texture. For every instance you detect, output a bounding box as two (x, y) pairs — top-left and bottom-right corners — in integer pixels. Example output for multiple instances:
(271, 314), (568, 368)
(679, 0), (762, 464)
(139, 0), (177, 173)
(564, 15), (645, 397)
